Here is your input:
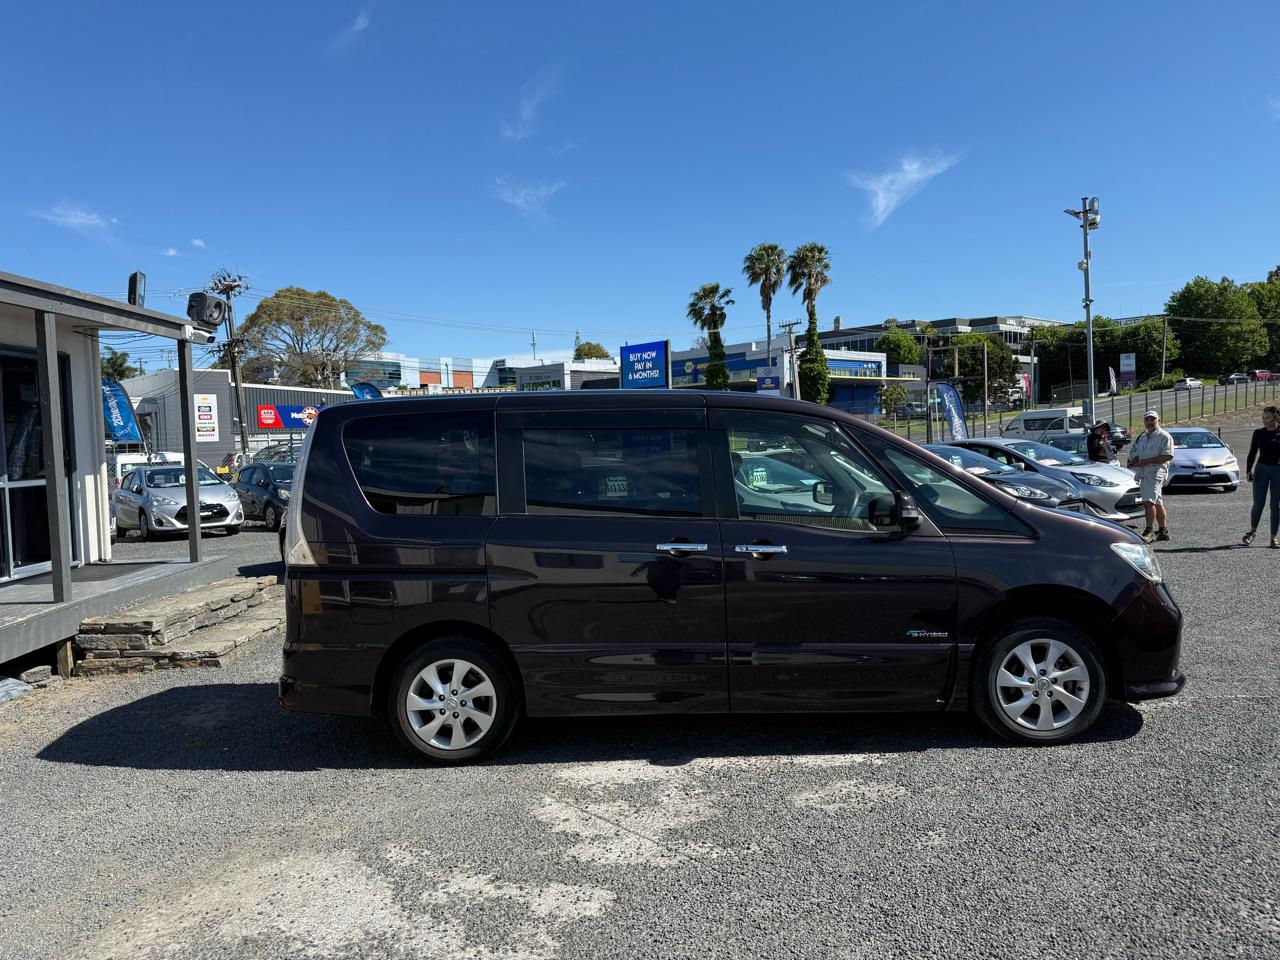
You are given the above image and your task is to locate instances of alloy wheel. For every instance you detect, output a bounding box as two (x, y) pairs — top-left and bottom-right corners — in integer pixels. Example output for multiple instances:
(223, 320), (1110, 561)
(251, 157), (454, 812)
(994, 638), (1091, 732)
(405, 659), (497, 751)
(265, 505), (277, 530)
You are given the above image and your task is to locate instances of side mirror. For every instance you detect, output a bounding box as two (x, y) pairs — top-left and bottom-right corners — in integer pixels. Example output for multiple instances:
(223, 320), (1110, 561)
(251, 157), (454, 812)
(1013, 461), (1026, 471)
(812, 481), (835, 507)
(897, 492), (922, 530)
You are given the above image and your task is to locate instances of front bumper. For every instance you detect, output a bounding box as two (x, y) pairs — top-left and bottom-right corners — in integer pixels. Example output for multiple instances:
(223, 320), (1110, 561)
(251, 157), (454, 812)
(148, 501), (244, 530)
(1110, 578), (1185, 701)
(1164, 464), (1239, 488)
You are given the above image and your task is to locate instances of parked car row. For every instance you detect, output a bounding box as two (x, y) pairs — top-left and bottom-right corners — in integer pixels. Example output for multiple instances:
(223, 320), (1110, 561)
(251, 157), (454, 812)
(277, 391), (1184, 765)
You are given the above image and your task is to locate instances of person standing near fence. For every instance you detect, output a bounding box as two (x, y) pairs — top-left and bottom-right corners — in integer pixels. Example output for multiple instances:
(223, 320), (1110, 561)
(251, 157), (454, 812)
(1128, 411), (1174, 542)
(1243, 405), (1280, 549)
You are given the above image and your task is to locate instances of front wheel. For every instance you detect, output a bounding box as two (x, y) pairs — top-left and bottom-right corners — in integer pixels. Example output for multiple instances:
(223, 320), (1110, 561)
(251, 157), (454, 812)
(137, 511), (151, 542)
(263, 503), (279, 531)
(1223, 485), (1238, 493)
(389, 638), (521, 764)
(973, 618), (1106, 745)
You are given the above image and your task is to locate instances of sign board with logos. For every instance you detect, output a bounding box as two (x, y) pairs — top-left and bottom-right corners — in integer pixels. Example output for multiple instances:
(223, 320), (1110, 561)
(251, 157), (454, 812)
(621, 340), (670, 389)
(1119, 352), (1137, 387)
(756, 375), (782, 396)
(194, 393), (219, 443)
(256, 404), (323, 430)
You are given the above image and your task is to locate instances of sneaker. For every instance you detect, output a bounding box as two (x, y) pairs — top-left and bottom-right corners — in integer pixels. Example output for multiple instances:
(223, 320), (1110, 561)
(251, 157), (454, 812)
(1140, 528), (1153, 542)
(1155, 529), (1171, 542)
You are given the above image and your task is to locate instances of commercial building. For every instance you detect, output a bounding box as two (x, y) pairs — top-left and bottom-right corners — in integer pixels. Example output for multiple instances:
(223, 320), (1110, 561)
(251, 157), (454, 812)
(819, 315), (1061, 354)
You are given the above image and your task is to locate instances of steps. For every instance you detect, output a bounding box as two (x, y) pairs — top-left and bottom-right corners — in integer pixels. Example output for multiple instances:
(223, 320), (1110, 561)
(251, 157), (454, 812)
(73, 576), (283, 676)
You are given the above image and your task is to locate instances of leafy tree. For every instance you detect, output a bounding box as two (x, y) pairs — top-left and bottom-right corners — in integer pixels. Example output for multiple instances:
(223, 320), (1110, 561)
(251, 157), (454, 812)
(239, 286), (388, 389)
(878, 382), (908, 415)
(1165, 276), (1267, 374)
(100, 347), (140, 381)
(951, 332), (1018, 403)
(874, 327), (921, 365)
(573, 340), (611, 360)
(787, 242), (832, 404)
(1246, 268), (1280, 364)
(687, 283), (734, 391)
(742, 243), (788, 363)
(882, 316), (900, 328)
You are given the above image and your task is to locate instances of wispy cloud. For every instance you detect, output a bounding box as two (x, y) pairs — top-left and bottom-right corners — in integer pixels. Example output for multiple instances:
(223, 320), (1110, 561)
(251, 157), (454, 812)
(31, 204), (109, 231)
(190, 238), (206, 248)
(550, 141), (576, 158)
(501, 69), (559, 141)
(494, 177), (564, 217)
(331, 3), (372, 47)
(848, 153), (959, 227)
(163, 248), (180, 257)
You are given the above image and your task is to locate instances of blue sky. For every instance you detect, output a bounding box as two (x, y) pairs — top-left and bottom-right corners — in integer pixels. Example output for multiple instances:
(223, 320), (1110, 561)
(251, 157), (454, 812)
(5, 0), (1279, 366)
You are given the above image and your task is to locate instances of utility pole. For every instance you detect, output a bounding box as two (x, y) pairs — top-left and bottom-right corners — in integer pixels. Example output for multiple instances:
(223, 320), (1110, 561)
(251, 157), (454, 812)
(1160, 316), (1168, 379)
(531, 331), (539, 363)
(209, 269), (250, 456)
(982, 339), (989, 437)
(780, 320), (801, 398)
(1064, 197), (1100, 422)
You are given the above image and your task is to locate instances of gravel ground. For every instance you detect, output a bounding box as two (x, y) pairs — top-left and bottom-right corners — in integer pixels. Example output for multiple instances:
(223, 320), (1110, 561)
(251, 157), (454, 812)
(0, 424), (1276, 959)
(110, 519), (282, 577)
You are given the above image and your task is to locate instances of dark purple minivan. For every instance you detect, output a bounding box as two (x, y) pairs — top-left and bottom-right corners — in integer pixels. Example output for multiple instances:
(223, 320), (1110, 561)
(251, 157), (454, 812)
(279, 391), (1183, 763)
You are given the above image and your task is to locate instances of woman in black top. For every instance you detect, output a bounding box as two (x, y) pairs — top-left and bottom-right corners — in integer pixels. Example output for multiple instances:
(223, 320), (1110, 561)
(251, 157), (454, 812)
(1243, 405), (1280, 548)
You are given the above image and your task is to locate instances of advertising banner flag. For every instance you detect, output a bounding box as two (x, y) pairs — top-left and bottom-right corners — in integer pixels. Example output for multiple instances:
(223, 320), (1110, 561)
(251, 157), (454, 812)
(350, 381), (383, 399)
(621, 340), (670, 389)
(936, 382), (968, 440)
(1108, 367), (1118, 394)
(101, 377), (143, 442)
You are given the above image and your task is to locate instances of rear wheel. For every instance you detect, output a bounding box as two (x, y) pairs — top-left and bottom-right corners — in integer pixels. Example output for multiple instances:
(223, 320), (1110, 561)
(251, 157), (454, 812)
(973, 618), (1106, 745)
(264, 503), (279, 531)
(389, 638), (521, 764)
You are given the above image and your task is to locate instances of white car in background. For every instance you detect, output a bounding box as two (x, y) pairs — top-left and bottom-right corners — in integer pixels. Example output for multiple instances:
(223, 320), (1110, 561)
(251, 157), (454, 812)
(1173, 377), (1203, 390)
(1163, 427), (1240, 492)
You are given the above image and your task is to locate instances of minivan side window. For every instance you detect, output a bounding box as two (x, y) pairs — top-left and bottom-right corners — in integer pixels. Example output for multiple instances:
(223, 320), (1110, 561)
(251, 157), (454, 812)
(722, 414), (896, 532)
(523, 428), (702, 517)
(874, 445), (1032, 538)
(342, 412), (495, 516)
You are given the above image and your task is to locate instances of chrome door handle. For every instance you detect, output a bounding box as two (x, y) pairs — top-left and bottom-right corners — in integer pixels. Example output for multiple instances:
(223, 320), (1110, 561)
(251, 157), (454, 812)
(656, 543), (708, 554)
(734, 544), (788, 556)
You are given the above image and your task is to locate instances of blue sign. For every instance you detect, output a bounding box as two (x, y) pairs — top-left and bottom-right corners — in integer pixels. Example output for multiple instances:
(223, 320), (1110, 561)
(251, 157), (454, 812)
(350, 381), (383, 399)
(101, 377), (143, 442)
(756, 375), (781, 392)
(621, 340), (670, 389)
(936, 383), (968, 440)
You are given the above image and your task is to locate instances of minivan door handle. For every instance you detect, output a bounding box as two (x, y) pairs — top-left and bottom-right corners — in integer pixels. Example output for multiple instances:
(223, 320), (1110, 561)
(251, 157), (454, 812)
(656, 542), (708, 554)
(735, 543), (788, 557)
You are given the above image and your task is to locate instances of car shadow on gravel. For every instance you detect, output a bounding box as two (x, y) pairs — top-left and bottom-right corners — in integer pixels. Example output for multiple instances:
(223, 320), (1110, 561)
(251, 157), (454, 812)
(35, 682), (1144, 772)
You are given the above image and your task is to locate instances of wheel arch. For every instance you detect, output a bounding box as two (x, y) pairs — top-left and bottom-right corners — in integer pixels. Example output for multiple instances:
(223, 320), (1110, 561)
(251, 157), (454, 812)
(968, 585), (1125, 696)
(371, 620), (525, 717)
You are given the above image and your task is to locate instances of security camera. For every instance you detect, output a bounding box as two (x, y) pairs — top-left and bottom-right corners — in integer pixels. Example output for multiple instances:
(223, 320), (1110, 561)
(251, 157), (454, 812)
(182, 324), (215, 344)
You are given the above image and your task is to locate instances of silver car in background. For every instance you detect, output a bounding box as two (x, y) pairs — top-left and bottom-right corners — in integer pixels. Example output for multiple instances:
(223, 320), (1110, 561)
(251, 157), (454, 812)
(1164, 427), (1240, 492)
(945, 437), (1142, 522)
(113, 464), (244, 540)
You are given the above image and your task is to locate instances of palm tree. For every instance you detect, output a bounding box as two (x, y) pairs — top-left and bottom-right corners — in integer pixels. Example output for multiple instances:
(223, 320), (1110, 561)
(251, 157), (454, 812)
(787, 243), (833, 403)
(687, 283), (734, 390)
(742, 243), (787, 369)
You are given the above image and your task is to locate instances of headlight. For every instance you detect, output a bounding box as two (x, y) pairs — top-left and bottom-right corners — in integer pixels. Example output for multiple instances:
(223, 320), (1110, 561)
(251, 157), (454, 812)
(152, 496), (179, 506)
(1071, 472), (1117, 487)
(1223, 456), (1237, 466)
(998, 482), (1050, 500)
(1111, 541), (1163, 583)
(277, 489), (290, 500)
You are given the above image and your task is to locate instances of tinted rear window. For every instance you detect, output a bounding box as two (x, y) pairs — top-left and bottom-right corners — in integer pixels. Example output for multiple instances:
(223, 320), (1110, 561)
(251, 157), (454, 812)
(523, 428), (703, 517)
(342, 412), (495, 516)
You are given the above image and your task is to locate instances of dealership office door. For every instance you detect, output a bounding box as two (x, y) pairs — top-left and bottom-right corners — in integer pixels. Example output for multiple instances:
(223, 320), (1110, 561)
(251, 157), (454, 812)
(0, 350), (77, 581)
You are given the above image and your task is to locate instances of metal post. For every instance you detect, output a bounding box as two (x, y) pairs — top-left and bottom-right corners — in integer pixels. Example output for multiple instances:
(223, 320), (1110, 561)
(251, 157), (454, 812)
(35, 311), (72, 602)
(982, 340), (989, 437)
(177, 341), (203, 563)
(1160, 317), (1168, 380)
(223, 300), (251, 457)
(1080, 197), (1096, 424)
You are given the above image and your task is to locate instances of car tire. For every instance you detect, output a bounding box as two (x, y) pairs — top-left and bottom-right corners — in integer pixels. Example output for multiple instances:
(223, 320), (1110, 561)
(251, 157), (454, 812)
(389, 638), (521, 765)
(137, 512), (151, 542)
(224, 524), (241, 536)
(972, 617), (1106, 746)
(1223, 485), (1238, 493)
(264, 504), (279, 532)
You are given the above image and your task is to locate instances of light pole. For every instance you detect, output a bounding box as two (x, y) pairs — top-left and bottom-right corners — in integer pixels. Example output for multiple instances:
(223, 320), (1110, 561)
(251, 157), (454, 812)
(1064, 197), (1100, 422)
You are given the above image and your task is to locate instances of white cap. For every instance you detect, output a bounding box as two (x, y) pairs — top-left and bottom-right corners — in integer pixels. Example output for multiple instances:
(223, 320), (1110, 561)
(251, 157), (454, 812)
(1144, 410), (1159, 419)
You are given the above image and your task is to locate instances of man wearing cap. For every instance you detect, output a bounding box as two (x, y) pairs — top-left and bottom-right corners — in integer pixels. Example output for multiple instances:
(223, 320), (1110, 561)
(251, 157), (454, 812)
(1086, 420), (1114, 464)
(1127, 411), (1175, 541)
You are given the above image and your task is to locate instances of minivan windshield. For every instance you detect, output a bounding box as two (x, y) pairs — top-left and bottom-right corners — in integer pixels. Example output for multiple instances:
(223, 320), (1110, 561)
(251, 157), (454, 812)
(1172, 431), (1225, 449)
(145, 467), (223, 488)
(1007, 441), (1088, 466)
(925, 445), (1017, 476)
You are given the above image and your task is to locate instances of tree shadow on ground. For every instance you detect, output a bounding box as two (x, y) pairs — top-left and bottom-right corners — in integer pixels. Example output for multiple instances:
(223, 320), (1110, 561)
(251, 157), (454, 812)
(36, 682), (1144, 773)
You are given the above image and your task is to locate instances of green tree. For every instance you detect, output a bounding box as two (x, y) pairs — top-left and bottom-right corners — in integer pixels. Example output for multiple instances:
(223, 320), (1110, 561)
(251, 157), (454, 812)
(687, 282), (734, 391)
(881, 316), (900, 328)
(573, 340), (611, 360)
(1246, 267), (1280, 364)
(951, 332), (1018, 404)
(787, 242), (832, 404)
(878, 382), (908, 416)
(239, 286), (388, 388)
(100, 347), (140, 380)
(1165, 276), (1267, 374)
(874, 327), (921, 365)
(742, 243), (788, 363)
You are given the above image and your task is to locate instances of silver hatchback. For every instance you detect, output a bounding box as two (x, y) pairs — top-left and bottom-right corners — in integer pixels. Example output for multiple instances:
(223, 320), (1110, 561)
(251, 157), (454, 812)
(113, 464), (244, 539)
